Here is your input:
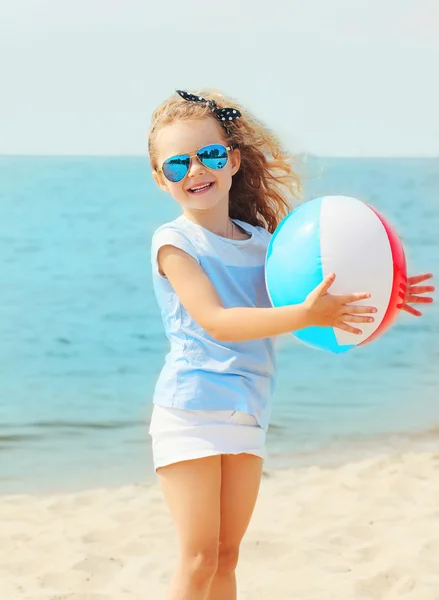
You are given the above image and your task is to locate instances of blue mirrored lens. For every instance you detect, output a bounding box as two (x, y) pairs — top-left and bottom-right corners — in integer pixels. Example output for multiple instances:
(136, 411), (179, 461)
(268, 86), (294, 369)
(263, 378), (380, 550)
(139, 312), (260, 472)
(162, 155), (190, 182)
(197, 144), (228, 170)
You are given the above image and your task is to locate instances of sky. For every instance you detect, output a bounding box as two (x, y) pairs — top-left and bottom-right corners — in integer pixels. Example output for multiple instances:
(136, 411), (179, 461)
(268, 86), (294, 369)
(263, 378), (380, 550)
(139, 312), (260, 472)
(0, 0), (438, 157)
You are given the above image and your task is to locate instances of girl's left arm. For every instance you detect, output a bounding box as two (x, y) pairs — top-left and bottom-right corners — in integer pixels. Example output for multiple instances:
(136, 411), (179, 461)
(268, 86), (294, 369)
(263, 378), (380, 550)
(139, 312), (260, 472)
(400, 273), (435, 317)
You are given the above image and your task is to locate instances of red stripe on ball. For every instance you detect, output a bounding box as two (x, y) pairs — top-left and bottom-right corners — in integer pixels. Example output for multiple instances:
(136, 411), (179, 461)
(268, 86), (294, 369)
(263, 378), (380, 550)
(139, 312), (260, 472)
(360, 206), (407, 346)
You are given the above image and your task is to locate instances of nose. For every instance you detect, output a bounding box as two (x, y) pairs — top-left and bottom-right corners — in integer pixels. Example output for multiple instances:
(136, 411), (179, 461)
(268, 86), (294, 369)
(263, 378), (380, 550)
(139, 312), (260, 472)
(187, 155), (205, 178)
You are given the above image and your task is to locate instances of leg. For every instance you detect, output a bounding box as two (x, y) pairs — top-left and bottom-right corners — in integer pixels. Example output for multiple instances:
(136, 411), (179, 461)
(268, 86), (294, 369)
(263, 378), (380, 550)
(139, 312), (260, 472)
(208, 453), (263, 600)
(157, 455), (221, 600)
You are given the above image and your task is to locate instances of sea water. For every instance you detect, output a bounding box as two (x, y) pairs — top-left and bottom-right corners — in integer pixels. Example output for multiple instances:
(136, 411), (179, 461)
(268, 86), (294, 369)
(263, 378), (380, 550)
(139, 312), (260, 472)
(0, 155), (438, 493)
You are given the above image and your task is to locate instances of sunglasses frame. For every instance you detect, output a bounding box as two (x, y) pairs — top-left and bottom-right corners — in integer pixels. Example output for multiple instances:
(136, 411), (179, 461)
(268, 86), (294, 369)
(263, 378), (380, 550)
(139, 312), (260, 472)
(156, 143), (238, 183)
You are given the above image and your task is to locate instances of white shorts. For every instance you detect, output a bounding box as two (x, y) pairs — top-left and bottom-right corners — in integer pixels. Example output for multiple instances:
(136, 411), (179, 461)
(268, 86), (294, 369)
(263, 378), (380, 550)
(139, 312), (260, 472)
(148, 405), (266, 471)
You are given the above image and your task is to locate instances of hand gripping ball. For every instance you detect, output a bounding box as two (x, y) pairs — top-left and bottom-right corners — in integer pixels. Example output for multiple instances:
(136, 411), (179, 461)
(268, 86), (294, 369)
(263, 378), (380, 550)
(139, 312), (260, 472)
(265, 196), (407, 353)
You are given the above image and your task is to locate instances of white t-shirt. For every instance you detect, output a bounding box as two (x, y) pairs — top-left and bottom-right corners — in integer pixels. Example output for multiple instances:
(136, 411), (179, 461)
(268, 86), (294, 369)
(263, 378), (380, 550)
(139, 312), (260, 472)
(150, 215), (276, 430)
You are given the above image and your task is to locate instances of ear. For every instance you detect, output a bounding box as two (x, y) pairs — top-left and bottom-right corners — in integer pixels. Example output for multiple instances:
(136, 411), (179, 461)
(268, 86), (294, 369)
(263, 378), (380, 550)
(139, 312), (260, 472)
(152, 169), (170, 194)
(230, 147), (241, 176)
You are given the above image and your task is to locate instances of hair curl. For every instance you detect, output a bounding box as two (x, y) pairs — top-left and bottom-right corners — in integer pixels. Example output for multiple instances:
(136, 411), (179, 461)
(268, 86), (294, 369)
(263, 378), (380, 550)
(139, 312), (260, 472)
(148, 90), (302, 233)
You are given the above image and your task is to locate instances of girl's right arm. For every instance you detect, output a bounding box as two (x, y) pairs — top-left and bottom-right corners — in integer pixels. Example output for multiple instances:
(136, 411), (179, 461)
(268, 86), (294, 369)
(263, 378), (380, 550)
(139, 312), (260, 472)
(158, 245), (377, 343)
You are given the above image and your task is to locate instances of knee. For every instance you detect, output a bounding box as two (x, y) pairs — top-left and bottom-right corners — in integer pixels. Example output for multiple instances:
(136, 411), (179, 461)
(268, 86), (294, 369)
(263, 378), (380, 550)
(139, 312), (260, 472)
(183, 544), (219, 589)
(216, 544), (240, 576)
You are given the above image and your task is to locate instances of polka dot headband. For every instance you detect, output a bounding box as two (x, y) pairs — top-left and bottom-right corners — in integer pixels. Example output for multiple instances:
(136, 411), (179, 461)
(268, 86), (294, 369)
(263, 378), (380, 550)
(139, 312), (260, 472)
(176, 89), (242, 135)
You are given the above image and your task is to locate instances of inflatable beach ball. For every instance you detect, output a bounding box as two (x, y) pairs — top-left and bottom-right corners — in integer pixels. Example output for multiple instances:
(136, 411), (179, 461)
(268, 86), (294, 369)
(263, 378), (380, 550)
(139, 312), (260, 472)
(265, 196), (407, 353)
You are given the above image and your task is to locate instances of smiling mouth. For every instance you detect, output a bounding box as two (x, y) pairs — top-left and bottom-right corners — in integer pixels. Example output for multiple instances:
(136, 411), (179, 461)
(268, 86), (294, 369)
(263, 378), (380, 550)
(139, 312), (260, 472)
(188, 182), (214, 194)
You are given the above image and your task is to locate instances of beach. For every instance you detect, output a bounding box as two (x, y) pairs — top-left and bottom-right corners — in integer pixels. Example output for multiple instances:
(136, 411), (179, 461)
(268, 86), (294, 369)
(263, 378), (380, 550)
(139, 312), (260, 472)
(2, 447), (439, 600)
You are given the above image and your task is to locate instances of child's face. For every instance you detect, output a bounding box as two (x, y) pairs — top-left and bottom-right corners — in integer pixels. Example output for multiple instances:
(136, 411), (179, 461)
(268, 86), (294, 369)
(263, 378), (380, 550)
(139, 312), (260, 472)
(152, 117), (241, 212)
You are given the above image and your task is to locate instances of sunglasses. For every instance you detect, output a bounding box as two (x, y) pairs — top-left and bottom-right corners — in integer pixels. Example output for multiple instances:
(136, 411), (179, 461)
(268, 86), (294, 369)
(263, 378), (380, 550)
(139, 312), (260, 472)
(157, 143), (237, 183)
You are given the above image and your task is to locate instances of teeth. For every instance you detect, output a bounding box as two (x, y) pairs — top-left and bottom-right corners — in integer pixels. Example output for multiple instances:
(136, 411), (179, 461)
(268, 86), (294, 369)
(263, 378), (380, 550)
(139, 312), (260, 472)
(190, 183), (212, 193)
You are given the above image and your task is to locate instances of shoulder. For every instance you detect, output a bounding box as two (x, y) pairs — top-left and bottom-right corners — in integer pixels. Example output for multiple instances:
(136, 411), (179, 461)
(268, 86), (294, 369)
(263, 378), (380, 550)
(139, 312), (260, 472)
(152, 217), (195, 248)
(151, 217), (199, 266)
(152, 215), (188, 240)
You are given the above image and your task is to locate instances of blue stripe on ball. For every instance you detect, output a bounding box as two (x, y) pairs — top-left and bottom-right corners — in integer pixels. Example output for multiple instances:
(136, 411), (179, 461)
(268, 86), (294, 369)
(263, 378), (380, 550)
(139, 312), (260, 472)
(266, 197), (355, 353)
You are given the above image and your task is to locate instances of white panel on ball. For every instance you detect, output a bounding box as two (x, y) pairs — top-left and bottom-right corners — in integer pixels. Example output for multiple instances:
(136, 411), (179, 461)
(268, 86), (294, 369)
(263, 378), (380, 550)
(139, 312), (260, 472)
(319, 196), (393, 346)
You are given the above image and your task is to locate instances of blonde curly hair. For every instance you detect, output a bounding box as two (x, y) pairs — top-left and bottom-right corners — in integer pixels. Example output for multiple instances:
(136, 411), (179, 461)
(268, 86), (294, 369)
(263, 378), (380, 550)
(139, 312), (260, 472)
(148, 90), (302, 233)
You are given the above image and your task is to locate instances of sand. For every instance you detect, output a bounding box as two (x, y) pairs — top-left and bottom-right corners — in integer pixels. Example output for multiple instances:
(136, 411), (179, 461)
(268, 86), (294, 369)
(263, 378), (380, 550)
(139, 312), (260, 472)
(2, 450), (439, 600)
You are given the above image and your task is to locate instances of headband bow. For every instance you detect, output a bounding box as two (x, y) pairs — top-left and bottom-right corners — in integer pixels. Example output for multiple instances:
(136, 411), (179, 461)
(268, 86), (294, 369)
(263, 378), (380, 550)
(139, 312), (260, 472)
(176, 90), (242, 131)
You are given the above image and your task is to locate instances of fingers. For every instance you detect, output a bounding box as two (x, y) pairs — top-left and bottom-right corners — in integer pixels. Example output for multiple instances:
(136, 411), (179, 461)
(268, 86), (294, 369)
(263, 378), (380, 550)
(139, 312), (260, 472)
(405, 295), (434, 304)
(315, 272), (336, 296)
(400, 303), (422, 317)
(339, 292), (372, 304)
(407, 273), (434, 285)
(407, 285), (435, 295)
(335, 322), (363, 335)
(339, 314), (375, 324)
(334, 312), (375, 335)
(342, 304), (377, 315)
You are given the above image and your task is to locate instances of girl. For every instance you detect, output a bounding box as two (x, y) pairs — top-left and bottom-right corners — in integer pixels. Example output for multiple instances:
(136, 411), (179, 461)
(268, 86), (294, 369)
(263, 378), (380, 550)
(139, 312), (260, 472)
(147, 89), (434, 600)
